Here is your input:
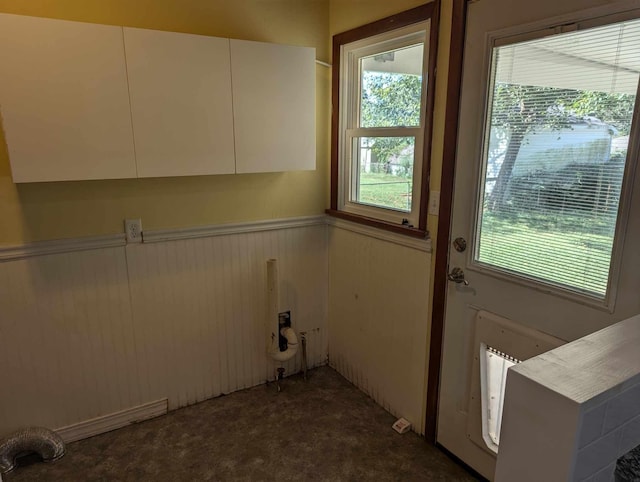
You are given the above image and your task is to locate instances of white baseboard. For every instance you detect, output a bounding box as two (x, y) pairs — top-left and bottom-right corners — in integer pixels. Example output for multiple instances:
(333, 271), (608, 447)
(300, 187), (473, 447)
(55, 399), (168, 443)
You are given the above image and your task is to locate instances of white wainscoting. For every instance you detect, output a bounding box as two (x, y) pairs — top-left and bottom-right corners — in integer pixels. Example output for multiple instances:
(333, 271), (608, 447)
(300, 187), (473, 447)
(0, 218), (328, 436)
(127, 223), (328, 410)
(0, 246), (141, 433)
(327, 222), (432, 435)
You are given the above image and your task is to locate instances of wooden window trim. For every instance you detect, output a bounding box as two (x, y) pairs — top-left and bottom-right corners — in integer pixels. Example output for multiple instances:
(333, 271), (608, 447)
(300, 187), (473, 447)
(327, 2), (440, 237)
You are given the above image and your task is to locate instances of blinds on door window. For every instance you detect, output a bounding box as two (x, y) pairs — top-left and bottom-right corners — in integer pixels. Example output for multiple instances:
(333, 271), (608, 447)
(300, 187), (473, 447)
(475, 19), (640, 299)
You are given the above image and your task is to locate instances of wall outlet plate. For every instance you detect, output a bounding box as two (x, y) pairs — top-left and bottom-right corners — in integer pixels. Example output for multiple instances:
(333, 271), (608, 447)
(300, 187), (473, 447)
(392, 418), (412, 434)
(125, 218), (143, 243)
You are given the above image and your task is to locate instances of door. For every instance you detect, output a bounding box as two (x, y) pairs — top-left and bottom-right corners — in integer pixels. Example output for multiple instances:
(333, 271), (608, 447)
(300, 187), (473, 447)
(437, 0), (640, 479)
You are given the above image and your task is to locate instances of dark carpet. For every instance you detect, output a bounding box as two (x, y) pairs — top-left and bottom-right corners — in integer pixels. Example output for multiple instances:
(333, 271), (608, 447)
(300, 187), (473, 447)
(5, 366), (477, 481)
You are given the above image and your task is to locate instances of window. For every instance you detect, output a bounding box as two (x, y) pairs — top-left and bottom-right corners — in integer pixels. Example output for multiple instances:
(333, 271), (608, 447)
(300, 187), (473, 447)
(329, 5), (438, 235)
(474, 17), (640, 301)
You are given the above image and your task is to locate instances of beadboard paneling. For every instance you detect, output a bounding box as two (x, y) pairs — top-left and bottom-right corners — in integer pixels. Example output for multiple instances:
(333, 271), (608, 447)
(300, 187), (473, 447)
(328, 225), (431, 434)
(0, 247), (141, 434)
(0, 220), (328, 436)
(127, 224), (328, 409)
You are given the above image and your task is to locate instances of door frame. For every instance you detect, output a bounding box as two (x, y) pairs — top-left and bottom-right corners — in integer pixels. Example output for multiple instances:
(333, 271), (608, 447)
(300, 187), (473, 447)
(425, 0), (470, 443)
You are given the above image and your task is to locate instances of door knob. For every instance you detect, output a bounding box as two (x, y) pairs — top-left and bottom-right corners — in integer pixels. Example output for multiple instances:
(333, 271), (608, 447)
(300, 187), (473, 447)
(447, 267), (469, 285)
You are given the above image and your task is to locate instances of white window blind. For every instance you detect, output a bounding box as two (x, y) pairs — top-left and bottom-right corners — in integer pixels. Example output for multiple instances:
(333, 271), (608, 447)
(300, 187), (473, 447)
(475, 19), (640, 298)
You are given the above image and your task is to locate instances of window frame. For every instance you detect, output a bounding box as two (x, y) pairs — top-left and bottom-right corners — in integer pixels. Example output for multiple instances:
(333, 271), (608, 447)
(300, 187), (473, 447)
(328, 3), (439, 238)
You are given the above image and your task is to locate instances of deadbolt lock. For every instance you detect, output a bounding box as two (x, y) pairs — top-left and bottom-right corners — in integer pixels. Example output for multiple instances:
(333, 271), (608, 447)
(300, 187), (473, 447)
(453, 237), (467, 252)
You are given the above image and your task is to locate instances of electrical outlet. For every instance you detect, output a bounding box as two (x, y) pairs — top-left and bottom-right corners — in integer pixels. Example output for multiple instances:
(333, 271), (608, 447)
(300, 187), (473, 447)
(428, 190), (440, 216)
(125, 218), (143, 243)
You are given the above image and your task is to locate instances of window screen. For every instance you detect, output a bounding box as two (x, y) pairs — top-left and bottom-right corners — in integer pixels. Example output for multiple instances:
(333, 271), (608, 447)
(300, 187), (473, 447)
(475, 19), (640, 298)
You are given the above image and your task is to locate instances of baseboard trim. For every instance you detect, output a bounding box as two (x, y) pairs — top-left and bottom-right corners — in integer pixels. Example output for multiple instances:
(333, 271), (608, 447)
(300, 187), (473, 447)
(143, 215), (327, 244)
(55, 399), (168, 443)
(0, 234), (126, 262)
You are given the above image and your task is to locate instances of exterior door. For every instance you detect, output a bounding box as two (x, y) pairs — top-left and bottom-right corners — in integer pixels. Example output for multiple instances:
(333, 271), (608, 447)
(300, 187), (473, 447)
(437, 0), (640, 479)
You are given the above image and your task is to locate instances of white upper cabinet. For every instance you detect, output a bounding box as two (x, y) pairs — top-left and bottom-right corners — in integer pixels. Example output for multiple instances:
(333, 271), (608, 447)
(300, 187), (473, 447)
(0, 14), (136, 182)
(0, 13), (316, 182)
(123, 28), (235, 178)
(230, 39), (316, 173)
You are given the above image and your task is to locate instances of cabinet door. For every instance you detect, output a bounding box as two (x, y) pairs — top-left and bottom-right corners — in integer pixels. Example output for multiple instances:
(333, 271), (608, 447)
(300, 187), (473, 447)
(124, 28), (235, 178)
(230, 39), (315, 173)
(0, 14), (136, 182)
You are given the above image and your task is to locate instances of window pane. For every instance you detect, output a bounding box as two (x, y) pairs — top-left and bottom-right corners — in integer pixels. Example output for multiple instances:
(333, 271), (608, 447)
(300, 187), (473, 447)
(476, 19), (640, 298)
(359, 44), (424, 128)
(351, 136), (415, 212)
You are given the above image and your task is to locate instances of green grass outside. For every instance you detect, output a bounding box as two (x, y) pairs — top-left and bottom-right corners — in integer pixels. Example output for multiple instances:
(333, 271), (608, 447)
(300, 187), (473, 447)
(356, 173), (614, 296)
(357, 172), (412, 212)
(477, 213), (614, 296)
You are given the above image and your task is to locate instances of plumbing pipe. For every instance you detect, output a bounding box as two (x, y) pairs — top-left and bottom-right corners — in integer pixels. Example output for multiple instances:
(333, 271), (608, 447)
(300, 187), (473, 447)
(301, 331), (308, 380)
(275, 367), (285, 392)
(266, 258), (298, 363)
(269, 326), (298, 362)
(266, 259), (279, 353)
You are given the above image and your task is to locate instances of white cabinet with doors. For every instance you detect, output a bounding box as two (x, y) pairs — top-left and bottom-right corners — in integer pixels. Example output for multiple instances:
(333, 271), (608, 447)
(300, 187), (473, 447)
(123, 27), (236, 178)
(0, 13), (137, 182)
(0, 14), (316, 183)
(230, 39), (316, 174)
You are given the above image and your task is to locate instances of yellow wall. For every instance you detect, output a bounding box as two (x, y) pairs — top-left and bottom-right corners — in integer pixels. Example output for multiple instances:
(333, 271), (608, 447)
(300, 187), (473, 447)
(330, 0), (427, 36)
(0, 0), (330, 244)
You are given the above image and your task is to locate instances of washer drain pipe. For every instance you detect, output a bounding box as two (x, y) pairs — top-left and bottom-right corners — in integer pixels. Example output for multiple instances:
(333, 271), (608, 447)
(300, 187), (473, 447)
(301, 331), (308, 380)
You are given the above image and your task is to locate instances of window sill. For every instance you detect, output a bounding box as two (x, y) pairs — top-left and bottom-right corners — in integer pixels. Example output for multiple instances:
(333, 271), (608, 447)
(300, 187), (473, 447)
(325, 209), (429, 239)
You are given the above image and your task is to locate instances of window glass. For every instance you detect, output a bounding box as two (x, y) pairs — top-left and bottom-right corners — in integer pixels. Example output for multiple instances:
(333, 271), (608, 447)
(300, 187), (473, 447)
(350, 136), (415, 211)
(359, 44), (424, 128)
(475, 19), (640, 298)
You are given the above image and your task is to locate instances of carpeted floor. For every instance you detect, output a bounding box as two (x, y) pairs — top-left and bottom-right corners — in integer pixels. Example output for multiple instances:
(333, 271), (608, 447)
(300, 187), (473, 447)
(4, 366), (478, 481)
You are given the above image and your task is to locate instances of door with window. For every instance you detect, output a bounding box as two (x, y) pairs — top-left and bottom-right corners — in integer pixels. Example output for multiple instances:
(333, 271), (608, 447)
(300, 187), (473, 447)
(437, 0), (640, 478)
